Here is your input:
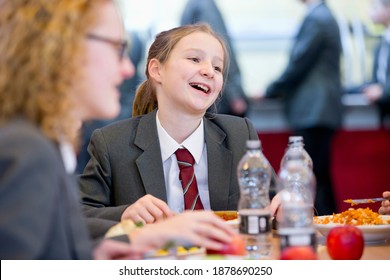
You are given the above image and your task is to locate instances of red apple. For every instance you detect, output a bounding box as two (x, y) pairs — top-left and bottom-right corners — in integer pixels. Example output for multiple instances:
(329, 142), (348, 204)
(280, 246), (317, 260)
(206, 234), (246, 256)
(326, 225), (364, 260)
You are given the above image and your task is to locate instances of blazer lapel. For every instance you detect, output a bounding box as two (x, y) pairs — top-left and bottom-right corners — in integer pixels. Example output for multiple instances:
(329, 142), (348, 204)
(204, 118), (233, 210)
(134, 110), (167, 202)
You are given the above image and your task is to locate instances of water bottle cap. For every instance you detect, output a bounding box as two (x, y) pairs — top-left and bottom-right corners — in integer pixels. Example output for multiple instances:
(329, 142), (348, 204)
(288, 136), (304, 145)
(246, 140), (261, 149)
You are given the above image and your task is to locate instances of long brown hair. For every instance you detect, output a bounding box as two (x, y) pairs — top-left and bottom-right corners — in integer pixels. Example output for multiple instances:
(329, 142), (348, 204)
(0, 0), (109, 146)
(132, 23), (229, 117)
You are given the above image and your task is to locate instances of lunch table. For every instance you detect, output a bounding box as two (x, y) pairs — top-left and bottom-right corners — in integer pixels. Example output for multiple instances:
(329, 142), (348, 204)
(269, 234), (390, 260)
(169, 234), (390, 260)
(315, 236), (390, 260)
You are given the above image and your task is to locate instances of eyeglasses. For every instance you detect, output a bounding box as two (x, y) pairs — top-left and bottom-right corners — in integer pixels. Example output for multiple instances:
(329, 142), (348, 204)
(86, 33), (129, 61)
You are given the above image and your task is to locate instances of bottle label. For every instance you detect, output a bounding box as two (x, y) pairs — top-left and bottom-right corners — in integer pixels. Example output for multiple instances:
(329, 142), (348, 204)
(279, 231), (317, 251)
(239, 214), (271, 235)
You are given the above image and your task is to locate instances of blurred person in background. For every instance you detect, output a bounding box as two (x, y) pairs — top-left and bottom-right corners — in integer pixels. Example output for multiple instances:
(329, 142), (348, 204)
(361, 0), (390, 126)
(0, 0), (235, 259)
(180, 0), (249, 117)
(259, 0), (343, 215)
(76, 30), (145, 174)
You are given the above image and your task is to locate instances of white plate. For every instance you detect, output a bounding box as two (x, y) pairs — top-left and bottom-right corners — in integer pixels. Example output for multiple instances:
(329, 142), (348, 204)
(144, 247), (205, 260)
(314, 215), (390, 244)
(226, 219), (239, 226)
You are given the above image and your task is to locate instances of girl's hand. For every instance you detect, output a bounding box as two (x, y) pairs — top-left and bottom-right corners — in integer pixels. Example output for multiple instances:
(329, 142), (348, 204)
(129, 210), (236, 251)
(121, 194), (175, 224)
(378, 191), (390, 215)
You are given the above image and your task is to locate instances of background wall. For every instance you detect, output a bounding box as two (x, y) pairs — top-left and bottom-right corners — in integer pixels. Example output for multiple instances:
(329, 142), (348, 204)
(117, 0), (381, 96)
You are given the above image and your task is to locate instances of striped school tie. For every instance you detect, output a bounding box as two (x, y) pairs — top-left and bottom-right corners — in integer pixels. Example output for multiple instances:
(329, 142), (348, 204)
(175, 148), (204, 210)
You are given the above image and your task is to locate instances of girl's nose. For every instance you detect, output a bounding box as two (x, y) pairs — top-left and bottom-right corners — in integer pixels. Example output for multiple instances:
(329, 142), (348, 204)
(200, 61), (214, 78)
(121, 57), (135, 79)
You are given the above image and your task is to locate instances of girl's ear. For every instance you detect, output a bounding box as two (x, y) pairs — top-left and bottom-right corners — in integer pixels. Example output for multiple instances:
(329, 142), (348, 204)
(148, 58), (162, 83)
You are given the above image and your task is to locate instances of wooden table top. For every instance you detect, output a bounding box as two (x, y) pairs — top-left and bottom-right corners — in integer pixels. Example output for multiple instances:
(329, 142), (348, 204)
(271, 234), (390, 260)
(315, 236), (390, 260)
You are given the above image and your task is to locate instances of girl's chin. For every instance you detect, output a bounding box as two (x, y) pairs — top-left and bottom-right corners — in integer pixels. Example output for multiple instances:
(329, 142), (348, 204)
(90, 106), (120, 121)
(104, 108), (121, 120)
(191, 100), (217, 112)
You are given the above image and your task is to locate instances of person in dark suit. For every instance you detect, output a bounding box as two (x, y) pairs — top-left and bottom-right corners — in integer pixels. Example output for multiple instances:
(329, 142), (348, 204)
(0, 0), (235, 259)
(261, 0), (343, 215)
(361, 0), (390, 124)
(78, 24), (262, 237)
(180, 0), (249, 117)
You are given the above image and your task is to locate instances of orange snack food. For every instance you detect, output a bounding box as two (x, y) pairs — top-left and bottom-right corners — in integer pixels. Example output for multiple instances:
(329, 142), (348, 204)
(314, 208), (389, 225)
(344, 199), (357, 206)
(214, 211), (238, 221)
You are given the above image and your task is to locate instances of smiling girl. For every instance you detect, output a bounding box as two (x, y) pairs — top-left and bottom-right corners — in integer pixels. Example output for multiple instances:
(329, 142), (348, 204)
(78, 24), (260, 237)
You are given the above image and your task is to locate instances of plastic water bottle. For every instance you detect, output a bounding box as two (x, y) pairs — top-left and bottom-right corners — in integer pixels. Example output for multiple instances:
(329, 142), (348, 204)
(237, 140), (273, 259)
(277, 149), (317, 251)
(280, 136), (313, 170)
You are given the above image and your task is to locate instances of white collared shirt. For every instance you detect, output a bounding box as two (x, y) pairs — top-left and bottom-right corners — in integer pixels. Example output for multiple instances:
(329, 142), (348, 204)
(59, 141), (77, 174)
(156, 112), (210, 213)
